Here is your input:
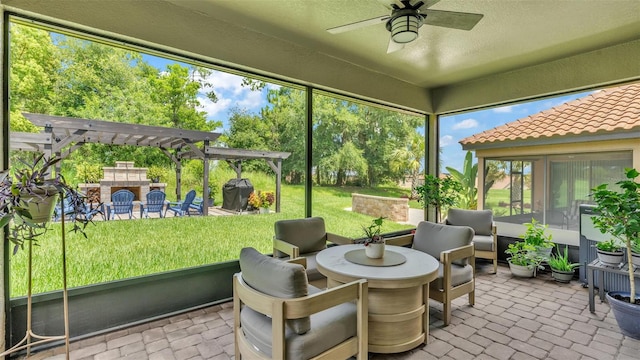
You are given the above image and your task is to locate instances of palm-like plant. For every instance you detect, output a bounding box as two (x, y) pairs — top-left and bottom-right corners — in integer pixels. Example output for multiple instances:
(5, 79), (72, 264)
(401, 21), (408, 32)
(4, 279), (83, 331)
(390, 133), (424, 199)
(446, 151), (478, 209)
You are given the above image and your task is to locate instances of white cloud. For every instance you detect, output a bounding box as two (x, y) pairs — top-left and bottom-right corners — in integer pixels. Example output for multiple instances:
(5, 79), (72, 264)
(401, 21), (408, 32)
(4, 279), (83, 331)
(440, 135), (454, 146)
(237, 89), (264, 109)
(198, 96), (232, 118)
(493, 105), (513, 113)
(452, 118), (478, 130)
(192, 69), (269, 123)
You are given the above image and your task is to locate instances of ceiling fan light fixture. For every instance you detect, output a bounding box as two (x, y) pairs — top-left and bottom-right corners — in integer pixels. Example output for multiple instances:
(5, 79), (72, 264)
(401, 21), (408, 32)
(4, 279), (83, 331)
(390, 14), (420, 44)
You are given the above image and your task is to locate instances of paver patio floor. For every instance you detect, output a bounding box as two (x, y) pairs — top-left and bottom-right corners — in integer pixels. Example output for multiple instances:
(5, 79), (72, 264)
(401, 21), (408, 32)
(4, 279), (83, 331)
(20, 263), (640, 360)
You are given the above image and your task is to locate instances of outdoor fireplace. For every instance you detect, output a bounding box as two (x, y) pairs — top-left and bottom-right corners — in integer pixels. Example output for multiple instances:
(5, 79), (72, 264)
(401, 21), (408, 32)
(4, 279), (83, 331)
(97, 161), (164, 203)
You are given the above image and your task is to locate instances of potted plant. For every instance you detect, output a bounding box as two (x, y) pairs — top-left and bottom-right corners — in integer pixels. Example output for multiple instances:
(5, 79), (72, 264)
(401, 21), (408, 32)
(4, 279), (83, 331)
(591, 167), (640, 339)
(247, 191), (261, 211)
(248, 190), (274, 213)
(505, 241), (544, 278)
(362, 216), (385, 259)
(0, 154), (95, 253)
(548, 245), (579, 283)
(521, 218), (554, 259)
(594, 238), (624, 266)
(147, 165), (166, 184)
(259, 191), (275, 213)
(415, 174), (462, 222)
(0, 154), (97, 358)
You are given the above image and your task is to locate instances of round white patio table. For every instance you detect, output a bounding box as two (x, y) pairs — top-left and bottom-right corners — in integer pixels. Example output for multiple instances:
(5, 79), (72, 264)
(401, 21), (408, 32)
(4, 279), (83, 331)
(316, 244), (439, 354)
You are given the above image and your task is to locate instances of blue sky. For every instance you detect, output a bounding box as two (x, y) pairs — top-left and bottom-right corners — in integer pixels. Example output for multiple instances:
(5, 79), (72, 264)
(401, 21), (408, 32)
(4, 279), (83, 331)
(439, 91), (591, 171)
(143, 54), (592, 172)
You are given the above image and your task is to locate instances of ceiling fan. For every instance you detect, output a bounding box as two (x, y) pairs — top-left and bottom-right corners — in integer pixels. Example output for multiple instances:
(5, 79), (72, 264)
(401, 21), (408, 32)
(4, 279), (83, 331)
(327, 0), (484, 53)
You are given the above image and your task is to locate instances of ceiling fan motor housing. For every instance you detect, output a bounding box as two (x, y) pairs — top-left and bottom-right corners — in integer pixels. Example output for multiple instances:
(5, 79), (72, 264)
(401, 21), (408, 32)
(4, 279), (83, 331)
(386, 8), (424, 44)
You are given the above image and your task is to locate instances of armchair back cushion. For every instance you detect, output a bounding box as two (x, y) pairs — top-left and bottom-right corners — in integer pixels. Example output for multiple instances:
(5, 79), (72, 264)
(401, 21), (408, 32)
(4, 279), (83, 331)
(274, 217), (327, 255)
(412, 221), (474, 266)
(446, 208), (493, 236)
(239, 247), (310, 334)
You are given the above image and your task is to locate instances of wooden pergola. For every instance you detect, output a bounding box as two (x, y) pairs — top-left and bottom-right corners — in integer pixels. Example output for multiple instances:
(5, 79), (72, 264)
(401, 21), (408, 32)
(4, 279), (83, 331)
(13, 113), (291, 213)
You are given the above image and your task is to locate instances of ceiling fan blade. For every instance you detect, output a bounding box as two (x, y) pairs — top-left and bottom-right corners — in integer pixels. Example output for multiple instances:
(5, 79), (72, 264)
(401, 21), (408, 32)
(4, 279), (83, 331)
(423, 9), (483, 30)
(327, 15), (389, 34)
(377, 0), (397, 10)
(387, 38), (405, 53)
(416, 0), (441, 10)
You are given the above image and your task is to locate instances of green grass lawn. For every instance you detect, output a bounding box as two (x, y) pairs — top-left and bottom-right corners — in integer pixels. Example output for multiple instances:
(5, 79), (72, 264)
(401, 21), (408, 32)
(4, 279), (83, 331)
(9, 182), (415, 297)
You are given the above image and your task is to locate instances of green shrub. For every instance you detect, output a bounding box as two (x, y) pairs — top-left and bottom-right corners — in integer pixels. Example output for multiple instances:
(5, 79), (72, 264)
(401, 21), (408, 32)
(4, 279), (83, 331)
(548, 246), (579, 272)
(147, 165), (168, 183)
(75, 162), (102, 183)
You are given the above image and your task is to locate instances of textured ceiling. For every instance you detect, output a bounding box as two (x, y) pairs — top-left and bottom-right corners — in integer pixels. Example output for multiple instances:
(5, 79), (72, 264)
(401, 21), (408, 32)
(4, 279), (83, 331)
(170, 0), (640, 88)
(3, 0), (640, 113)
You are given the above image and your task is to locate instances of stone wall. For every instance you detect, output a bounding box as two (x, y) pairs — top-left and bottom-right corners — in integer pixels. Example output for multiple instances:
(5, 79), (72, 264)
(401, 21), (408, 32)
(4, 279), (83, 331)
(351, 193), (409, 222)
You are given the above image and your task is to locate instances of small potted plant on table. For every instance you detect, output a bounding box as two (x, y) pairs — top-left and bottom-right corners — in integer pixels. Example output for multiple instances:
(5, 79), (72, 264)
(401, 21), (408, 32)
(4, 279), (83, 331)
(548, 245), (579, 283)
(362, 216), (385, 259)
(591, 167), (640, 339)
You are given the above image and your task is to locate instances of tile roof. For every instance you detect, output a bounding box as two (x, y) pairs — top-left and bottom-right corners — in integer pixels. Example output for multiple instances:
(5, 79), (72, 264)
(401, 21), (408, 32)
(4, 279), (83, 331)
(459, 82), (640, 147)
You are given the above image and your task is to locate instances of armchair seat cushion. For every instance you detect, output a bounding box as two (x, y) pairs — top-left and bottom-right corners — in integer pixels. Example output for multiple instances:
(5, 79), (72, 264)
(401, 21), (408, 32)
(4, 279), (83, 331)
(431, 263), (474, 291)
(473, 234), (494, 252)
(240, 285), (357, 360)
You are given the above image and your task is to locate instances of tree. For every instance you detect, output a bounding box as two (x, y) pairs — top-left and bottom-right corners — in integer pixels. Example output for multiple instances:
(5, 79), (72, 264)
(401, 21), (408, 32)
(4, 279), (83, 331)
(320, 142), (368, 186)
(415, 174), (463, 222)
(9, 24), (59, 132)
(149, 63), (219, 131)
(446, 151), (478, 209)
(390, 132), (424, 199)
(225, 107), (272, 173)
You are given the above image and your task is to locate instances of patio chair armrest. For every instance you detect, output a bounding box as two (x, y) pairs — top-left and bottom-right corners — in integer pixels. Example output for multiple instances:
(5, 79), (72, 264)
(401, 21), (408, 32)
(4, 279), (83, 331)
(327, 232), (353, 245)
(273, 238), (300, 258)
(384, 233), (414, 247)
(440, 243), (475, 265)
(286, 257), (307, 269)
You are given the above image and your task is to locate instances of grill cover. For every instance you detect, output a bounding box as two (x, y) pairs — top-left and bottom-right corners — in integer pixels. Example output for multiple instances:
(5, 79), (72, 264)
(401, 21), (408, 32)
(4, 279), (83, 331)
(222, 178), (254, 212)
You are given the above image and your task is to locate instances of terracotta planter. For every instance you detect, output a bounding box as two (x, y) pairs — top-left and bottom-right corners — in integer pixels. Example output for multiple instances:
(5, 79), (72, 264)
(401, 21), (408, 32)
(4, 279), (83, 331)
(551, 269), (574, 283)
(365, 242), (385, 259)
(508, 262), (535, 278)
(596, 249), (624, 266)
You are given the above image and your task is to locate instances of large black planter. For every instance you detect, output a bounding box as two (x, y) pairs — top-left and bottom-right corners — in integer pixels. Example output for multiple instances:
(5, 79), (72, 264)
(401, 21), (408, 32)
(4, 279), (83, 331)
(606, 291), (640, 339)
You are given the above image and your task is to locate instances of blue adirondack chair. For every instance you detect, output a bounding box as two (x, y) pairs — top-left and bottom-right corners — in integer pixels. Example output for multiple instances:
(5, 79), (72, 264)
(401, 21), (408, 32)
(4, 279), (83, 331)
(165, 189), (197, 217)
(52, 195), (75, 222)
(53, 191), (101, 221)
(109, 189), (134, 220)
(190, 197), (205, 215)
(142, 190), (166, 218)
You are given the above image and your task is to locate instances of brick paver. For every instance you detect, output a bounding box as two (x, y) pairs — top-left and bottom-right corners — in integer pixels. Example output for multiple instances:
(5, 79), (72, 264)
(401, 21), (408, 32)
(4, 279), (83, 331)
(17, 265), (640, 360)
